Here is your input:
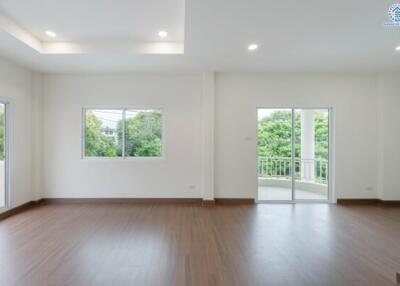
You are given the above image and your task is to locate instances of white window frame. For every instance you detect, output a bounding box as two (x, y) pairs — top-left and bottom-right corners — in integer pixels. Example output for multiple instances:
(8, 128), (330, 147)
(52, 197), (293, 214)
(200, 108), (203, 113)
(0, 100), (10, 212)
(81, 107), (165, 161)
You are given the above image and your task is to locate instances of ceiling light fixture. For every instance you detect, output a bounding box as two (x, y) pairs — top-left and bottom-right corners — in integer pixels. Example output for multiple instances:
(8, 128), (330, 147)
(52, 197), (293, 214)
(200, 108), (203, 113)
(158, 31), (168, 38)
(396, 46), (400, 51)
(248, 43), (258, 51)
(45, 30), (56, 38)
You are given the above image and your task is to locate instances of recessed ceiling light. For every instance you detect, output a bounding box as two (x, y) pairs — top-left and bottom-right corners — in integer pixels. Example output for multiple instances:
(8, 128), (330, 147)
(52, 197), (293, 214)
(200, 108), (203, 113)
(396, 46), (400, 51)
(45, 30), (56, 38)
(158, 31), (167, 38)
(248, 43), (258, 51)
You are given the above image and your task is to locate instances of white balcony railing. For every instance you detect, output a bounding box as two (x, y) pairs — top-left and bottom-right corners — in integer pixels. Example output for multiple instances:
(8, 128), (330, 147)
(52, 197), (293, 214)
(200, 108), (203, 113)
(258, 157), (328, 185)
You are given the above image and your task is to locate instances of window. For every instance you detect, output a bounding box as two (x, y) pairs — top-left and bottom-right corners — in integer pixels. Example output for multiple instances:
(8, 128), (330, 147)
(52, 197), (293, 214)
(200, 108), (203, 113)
(0, 102), (8, 209)
(124, 109), (162, 157)
(83, 108), (163, 158)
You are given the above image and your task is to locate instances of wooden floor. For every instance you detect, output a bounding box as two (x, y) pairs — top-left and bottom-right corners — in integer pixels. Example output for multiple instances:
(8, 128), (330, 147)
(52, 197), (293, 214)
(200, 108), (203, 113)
(0, 203), (399, 286)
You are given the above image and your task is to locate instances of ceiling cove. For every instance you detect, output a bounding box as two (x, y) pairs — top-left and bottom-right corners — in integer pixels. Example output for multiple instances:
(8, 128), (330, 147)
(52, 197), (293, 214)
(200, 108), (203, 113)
(0, 0), (185, 54)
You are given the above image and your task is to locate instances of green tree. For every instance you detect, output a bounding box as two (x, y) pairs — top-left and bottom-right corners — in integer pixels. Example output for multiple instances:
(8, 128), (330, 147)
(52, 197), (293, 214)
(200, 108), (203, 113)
(258, 111), (300, 158)
(258, 110), (328, 160)
(314, 112), (328, 160)
(258, 110), (329, 178)
(85, 112), (120, 157)
(117, 111), (162, 157)
(0, 106), (4, 161)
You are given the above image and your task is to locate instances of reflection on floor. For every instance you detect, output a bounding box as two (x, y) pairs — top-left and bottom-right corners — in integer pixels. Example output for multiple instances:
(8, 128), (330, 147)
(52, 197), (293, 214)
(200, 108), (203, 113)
(258, 186), (327, 200)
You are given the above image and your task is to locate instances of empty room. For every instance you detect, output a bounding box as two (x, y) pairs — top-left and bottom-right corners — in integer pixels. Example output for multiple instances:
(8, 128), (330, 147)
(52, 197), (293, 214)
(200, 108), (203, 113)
(0, 0), (399, 285)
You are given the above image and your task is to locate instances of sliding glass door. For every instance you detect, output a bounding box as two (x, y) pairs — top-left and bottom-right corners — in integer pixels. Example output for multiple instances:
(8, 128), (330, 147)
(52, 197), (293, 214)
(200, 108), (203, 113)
(0, 103), (7, 209)
(257, 108), (331, 202)
(257, 109), (293, 201)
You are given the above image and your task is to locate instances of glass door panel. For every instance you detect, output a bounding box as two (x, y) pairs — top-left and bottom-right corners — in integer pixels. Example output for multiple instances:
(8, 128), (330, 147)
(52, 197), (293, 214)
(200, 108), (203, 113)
(0, 103), (5, 208)
(257, 109), (293, 201)
(294, 109), (329, 200)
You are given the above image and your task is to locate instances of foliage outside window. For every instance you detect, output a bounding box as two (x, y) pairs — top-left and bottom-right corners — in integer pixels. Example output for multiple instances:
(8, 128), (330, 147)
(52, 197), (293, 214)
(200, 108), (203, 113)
(0, 104), (4, 161)
(84, 108), (162, 158)
(257, 110), (328, 160)
(257, 109), (329, 182)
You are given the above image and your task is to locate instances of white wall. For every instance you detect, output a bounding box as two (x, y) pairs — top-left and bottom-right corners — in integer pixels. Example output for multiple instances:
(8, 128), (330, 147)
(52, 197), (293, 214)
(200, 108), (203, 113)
(37, 72), (400, 201)
(0, 57), (34, 209)
(215, 73), (379, 199)
(0, 56), (397, 205)
(42, 74), (203, 198)
(377, 73), (400, 201)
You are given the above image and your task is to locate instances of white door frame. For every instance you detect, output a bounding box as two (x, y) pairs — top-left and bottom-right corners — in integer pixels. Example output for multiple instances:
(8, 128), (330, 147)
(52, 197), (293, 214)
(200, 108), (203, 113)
(0, 101), (10, 212)
(256, 107), (335, 204)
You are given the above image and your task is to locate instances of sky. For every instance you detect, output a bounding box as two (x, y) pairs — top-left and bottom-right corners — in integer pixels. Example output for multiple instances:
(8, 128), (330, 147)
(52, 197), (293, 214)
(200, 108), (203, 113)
(257, 109), (329, 121)
(91, 110), (122, 129)
(257, 108), (290, 121)
(90, 109), (156, 129)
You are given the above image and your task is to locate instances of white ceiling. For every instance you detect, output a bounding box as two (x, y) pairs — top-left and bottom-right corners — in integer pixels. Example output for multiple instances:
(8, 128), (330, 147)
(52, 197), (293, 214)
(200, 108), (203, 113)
(0, 0), (399, 73)
(0, 0), (185, 42)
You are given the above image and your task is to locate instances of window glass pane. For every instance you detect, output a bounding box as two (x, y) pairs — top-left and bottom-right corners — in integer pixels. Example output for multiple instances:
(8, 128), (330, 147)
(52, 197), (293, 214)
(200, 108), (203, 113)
(125, 109), (162, 157)
(0, 104), (4, 161)
(294, 109), (329, 200)
(84, 109), (122, 157)
(0, 104), (5, 207)
(257, 108), (293, 201)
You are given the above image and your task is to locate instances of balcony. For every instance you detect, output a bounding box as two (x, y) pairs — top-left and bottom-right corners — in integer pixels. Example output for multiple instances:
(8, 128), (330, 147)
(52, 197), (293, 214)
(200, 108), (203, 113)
(258, 156), (328, 201)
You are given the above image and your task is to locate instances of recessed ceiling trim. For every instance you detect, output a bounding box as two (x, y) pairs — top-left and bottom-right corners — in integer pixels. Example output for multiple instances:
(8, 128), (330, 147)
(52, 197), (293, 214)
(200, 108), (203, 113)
(41, 41), (184, 54)
(0, 11), (41, 52)
(0, 10), (184, 54)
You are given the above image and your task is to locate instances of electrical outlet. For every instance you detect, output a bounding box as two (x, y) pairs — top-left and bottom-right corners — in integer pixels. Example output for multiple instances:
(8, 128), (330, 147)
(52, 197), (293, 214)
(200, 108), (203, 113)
(188, 185), (196, 190)
(366, 186), (374, 192)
